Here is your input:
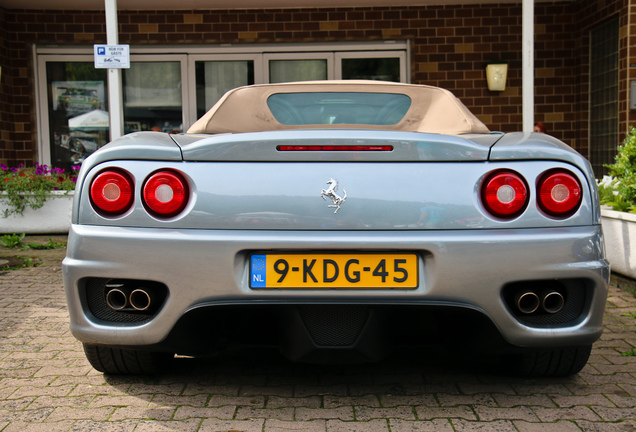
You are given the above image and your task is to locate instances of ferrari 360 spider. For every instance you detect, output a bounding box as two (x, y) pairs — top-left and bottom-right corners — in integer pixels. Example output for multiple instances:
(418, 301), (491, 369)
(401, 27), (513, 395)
(63, 81), (609, 376)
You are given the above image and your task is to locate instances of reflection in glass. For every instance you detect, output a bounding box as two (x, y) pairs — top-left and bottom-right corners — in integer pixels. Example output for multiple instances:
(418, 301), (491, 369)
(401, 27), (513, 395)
(195, 61), (254, 119)
(46, 62), (108, 170)
(267, 92), (411, 125)
(589, 18), (619, 176)
(123, 62), (183, 134)
(269, 60), (327, 83)
(341, 58), (400, 82)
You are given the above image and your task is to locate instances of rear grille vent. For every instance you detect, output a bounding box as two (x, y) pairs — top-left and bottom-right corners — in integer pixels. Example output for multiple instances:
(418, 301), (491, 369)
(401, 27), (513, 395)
(503, 279), (588, 326)
(299, 305), (370, 347)
(83, 278), (168, 324)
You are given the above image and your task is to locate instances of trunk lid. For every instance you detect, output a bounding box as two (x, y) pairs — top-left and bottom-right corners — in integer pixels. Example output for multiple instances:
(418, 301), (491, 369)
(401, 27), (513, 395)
(172, 130), (499, 162)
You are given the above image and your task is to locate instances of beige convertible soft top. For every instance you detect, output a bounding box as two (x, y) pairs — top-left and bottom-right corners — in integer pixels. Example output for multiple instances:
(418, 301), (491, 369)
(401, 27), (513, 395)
(187, 80), (490, 135)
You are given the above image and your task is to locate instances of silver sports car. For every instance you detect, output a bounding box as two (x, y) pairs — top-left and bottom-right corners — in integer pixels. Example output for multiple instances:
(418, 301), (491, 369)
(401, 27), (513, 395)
(63, 81), (609, 376)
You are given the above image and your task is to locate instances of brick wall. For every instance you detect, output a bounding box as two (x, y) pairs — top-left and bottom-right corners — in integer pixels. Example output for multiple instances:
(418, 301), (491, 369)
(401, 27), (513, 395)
(0, 1), (630, 168)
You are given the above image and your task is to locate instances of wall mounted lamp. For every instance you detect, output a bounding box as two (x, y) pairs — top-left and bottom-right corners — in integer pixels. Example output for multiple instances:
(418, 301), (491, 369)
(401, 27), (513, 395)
(486, 63), (508, 92)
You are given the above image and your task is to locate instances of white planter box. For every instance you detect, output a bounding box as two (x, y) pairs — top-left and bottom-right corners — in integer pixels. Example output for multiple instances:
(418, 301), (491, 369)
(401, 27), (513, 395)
(0, 191), (74, 234)
(601, 207), (636, 279)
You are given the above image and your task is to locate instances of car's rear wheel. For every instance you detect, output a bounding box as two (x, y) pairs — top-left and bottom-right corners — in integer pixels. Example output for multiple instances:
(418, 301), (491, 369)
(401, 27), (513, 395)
(502, 345), (592, 377)
(83, 343), (173, 374)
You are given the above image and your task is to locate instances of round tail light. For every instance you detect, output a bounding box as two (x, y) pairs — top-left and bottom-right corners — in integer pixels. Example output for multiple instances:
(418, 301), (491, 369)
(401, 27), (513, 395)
(90, 169), (134, 216)
(481, 170), (529, 218)
(537, 169), (582, 218)
(142, 170), (189, 217)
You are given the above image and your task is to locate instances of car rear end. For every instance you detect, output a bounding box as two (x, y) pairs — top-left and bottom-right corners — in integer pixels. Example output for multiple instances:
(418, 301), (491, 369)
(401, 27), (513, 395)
(63, 128), (609, 375)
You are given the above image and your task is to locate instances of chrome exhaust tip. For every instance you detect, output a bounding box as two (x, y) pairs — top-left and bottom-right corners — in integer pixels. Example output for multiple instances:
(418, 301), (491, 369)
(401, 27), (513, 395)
(129, 289), (151, 311)
(515, 291), (540, 314)
(542, 291), (565, 314)
(105, 289), (127, 310)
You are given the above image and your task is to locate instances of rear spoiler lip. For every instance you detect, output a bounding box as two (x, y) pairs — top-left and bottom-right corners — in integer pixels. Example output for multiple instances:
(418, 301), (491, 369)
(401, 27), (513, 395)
(172, 129), (495, 162)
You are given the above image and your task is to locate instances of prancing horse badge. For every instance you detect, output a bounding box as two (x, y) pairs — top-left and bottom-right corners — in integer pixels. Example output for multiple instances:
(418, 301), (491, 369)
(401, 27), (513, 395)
(320, 178), (347, 214)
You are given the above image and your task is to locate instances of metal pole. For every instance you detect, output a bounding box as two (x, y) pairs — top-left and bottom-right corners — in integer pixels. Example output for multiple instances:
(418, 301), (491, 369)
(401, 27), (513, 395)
(105, 0), (123, 141)
(522, 0), (534, 133)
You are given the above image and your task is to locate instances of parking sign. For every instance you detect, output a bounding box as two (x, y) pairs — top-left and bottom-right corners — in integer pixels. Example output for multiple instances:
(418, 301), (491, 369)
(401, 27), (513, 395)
(94, 44), (130, 69)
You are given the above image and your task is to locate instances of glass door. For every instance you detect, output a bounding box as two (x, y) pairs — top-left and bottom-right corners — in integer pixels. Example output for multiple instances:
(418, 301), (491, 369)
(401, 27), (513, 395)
(589, 19), (619, 176)
(264, 53), (334, 83)
(124, 55), (188, 134)
(41, 59), (108, 170)
(194, 60), (256, 119)
(336, 51), (407, 82)
(37, 43), (410, 166)
(186, 55), (261, 129)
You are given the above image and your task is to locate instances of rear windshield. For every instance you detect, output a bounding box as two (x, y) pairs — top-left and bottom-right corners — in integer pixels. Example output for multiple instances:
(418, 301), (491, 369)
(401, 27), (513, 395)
(267, 92), (412, 126)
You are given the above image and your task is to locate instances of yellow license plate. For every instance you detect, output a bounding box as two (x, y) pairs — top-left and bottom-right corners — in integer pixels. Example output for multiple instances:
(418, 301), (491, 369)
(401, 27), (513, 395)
(250, 253), (418, 289)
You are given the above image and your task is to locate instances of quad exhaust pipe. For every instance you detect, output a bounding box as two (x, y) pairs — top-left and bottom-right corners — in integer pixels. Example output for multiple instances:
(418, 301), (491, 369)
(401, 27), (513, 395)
(105, 288), (127, 311)
(105, 286), (153, 311)
(515, 291), (540, 314)
(129, 289), (152, 311)
(541, 290), (565, 314)
(515, 290), (564, 315)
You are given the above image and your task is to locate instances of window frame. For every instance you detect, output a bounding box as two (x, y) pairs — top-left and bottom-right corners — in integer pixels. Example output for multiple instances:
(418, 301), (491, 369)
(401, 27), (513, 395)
(125, 54), (190, 134)
(187, 53), (264, 126)
(263, 52), (335, 83)
(36, 54), (102, 167)
(335, 50), (408, 82)
(35, 41), (410, 166)
(588, 18), (619, 177)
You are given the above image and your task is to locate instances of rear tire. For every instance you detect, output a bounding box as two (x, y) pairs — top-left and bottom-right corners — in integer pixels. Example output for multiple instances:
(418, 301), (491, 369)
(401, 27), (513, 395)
(83, 343), (173, 374)
(502, 345), (592, 377)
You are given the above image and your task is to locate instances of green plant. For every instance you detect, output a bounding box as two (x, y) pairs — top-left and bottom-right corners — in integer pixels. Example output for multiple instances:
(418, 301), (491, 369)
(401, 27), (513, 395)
(599, 127), (636, 213)
(1, 234), (66, 251)
(28, 237), (66, 250)
(621, 347), (636, 357)
(0, 163), (78, 217)
(0, 233), (25, 249)
(0, 255), (40, 271)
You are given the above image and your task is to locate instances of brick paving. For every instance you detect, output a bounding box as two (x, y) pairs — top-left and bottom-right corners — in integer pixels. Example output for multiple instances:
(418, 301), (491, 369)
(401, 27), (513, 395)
(1, 236), (636, 431)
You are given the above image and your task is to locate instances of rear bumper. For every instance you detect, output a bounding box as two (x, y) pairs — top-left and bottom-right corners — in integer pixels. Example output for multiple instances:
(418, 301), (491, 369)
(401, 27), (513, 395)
(63, 224), (609, 350)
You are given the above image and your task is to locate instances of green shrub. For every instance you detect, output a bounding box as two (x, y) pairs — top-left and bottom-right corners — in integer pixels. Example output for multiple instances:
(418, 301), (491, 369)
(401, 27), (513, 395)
(598, 127), (636, 213)
(0, 233), (25, 249)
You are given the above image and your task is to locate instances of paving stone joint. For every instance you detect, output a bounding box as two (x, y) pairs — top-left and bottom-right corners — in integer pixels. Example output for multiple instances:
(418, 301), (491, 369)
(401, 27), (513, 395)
(1, 236), (635, 431)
